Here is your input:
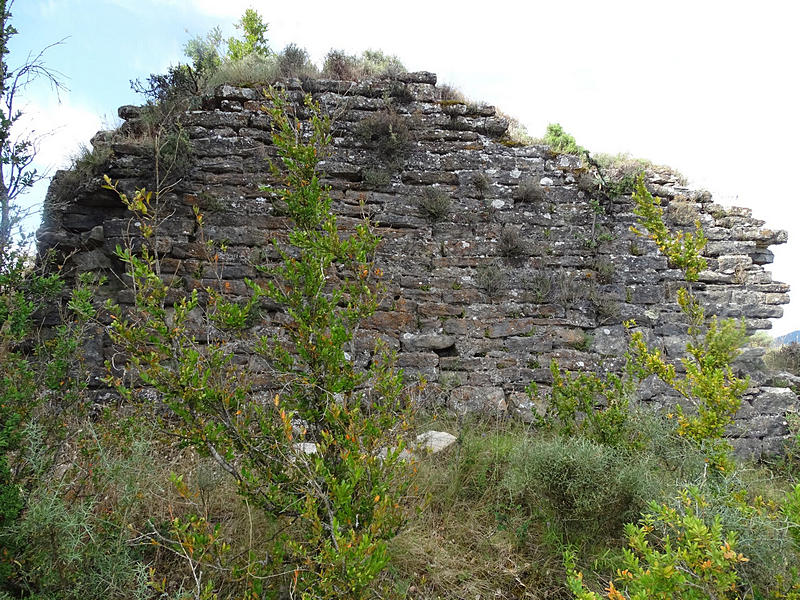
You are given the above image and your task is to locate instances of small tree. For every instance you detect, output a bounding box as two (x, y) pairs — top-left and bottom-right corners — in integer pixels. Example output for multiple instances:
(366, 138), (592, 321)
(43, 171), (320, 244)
(226, 8), (271, 60)
(106, 89), (413, 598)
(0, 0), (64, 252)
(628, 175), (748, 470)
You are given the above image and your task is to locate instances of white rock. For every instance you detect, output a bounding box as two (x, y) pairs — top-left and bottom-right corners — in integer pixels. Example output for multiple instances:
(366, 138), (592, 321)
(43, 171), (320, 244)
(293, 442), (317, 455)
(539, 177), (554, 186)
(415, 430), (457, 454)
(491, 199), (505, 209)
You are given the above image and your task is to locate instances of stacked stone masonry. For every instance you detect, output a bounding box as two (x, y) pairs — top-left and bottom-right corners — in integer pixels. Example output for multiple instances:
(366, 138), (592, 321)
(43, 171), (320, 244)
(37, 72), (796, 457)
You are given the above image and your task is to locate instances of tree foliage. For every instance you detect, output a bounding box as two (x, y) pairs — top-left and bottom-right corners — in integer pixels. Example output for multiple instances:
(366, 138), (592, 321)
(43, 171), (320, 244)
(105, 89), (413, 598)
(0, 0), (64, 252)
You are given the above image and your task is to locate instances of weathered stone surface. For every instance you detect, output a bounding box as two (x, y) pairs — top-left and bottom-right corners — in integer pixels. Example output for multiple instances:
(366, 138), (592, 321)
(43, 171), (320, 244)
(38, 72), (797, 459)
(401, 333), (456, 351)
(449, 386), (507, 413)
(415, 430), (457, 453)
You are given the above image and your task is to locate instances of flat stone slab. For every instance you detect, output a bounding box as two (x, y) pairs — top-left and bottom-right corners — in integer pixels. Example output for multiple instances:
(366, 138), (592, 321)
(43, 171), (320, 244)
(415, 430), (457, 453)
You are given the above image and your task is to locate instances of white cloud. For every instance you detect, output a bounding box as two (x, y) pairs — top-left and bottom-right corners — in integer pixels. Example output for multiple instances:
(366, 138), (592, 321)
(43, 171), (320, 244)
(15, 98), (104, 172)
(11, 99), (103, 235)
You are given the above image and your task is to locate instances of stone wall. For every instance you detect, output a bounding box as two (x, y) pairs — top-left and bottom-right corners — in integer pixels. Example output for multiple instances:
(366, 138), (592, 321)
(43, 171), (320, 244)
(37, 72), (796, 456)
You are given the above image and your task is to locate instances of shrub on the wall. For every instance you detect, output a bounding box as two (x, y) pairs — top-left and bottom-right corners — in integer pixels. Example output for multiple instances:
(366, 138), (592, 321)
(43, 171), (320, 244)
(417, 188), (451, 222)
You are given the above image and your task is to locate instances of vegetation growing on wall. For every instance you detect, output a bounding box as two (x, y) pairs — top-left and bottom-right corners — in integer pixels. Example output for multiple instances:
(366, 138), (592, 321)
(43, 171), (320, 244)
(103, 89), (414, 598)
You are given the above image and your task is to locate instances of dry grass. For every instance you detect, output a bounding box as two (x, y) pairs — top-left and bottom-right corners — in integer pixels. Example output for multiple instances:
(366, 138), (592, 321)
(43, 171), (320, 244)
(379, 422), (567, 599)
(594, 152), (687, 186)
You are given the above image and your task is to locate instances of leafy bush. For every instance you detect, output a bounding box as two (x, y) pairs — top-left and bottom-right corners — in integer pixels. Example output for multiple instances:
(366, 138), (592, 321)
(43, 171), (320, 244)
(275, 43), (318, 79)
(0, 253), (113, 595)
(226, 8), (270, 60)
(3, 422), (156, 600)
(505, 436), (661, 540)
(566, 489), (749, 600)
(568, 482), (799, 600)
(105, 90), (413, 599)
(322, 49), (405, 80)
(538, 360), (636, 448)
(543, 123), (584, 155)
(629, 174), (748, 470)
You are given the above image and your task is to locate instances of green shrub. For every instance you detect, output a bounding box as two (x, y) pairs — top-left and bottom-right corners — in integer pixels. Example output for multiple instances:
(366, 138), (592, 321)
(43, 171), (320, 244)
(568, 482), (799, 600)
(505, 436), (660, 540)
(2, 422), (154, 600)
(321, 49), (359, 80)
(543, 123), (584, 156)
(322, 49), (405, 80)
(566, 488), (749, 600)
(417, 188), (451, 222)
(538, 360), (636, 448)
(226, 8), (270, 61)
(105, 89), (413, 599)
(275, 43), (318, 79)
(630, 177), (747, 471)
(0, 257), (108, 594)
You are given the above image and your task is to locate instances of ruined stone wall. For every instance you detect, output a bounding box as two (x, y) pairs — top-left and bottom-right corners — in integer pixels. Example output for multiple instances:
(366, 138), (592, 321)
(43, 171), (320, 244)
(37, 72), (795, 456)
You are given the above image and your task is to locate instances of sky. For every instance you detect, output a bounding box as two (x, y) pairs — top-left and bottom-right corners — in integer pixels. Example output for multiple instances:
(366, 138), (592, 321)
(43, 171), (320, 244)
(11, 0), (800, 335)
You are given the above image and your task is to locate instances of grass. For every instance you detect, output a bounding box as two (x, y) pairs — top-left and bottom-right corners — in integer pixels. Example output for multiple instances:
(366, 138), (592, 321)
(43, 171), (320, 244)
(49, 143), (113, 204)
(356, 108), (413, 163)
(513, 178), (544, 203)
(417, 188), (451, 222)
(497, 110), (535, 146)
(321, 49), (405, 80)
(7, 389), (800, 599)
(594, 152), (687, 187)
(498, 225), (525, 258)
(376, 407), (800, 600)
(380, 419), (565, 599)
(476, 263), (505, 297)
